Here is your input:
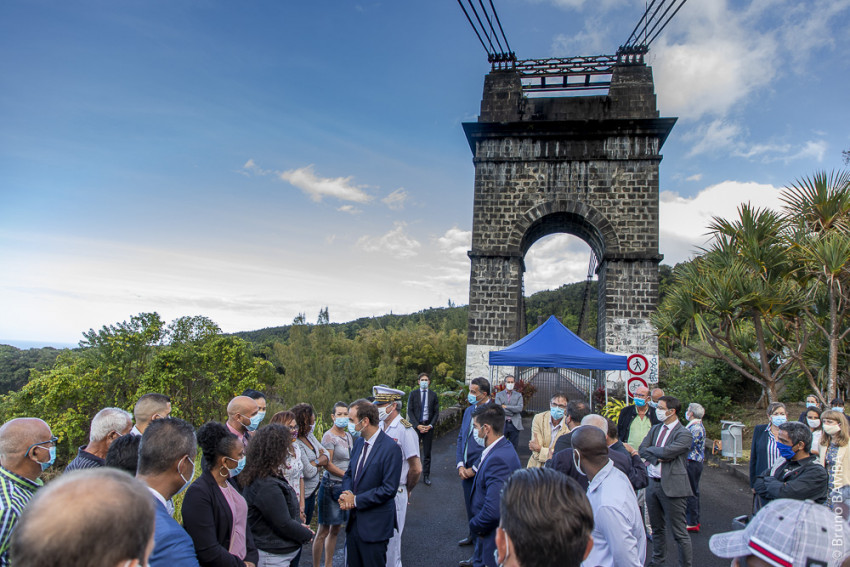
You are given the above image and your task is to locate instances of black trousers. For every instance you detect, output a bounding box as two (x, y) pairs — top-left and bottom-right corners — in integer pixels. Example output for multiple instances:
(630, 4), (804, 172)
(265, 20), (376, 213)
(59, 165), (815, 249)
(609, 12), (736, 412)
(416, 426), (434, 476)
(685, 459), (703, 526)
(345, 529), (389, 567)
(504, 420), (520, 451)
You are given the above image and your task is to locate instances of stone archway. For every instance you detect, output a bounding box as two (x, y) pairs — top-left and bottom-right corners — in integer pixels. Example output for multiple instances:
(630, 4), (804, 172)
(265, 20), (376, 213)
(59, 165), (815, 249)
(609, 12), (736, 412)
(463, 63), (674, 381)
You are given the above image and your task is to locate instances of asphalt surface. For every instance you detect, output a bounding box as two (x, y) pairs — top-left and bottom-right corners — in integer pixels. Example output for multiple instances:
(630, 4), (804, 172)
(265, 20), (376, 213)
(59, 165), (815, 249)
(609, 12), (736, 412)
(301, 417), (753, 567)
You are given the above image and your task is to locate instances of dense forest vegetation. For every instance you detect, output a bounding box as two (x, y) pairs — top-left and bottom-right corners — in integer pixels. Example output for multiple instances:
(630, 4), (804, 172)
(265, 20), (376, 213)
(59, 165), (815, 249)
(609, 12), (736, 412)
(0, 268), (679, 464)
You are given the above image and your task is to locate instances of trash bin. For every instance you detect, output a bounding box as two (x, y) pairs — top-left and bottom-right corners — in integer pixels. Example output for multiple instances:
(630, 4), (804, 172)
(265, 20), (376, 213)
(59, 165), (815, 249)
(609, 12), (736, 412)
(720, 421), (746, 465)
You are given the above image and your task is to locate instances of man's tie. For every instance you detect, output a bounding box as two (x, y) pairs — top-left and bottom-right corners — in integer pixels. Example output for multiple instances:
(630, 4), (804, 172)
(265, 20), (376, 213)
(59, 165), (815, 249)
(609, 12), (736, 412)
(656, 425), (669, 447)
(422, 390), (427, 422)
(354, 442), (370, 490)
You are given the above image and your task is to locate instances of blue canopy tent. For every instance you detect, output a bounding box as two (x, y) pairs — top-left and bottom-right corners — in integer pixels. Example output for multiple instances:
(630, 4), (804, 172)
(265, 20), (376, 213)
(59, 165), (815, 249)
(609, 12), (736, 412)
(488, 315), (628, 407)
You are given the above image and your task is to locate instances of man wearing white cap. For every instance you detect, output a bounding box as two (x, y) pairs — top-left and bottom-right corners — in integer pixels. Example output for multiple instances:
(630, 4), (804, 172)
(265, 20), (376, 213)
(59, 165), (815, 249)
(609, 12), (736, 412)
(373, 385), (422, 567)
(709, 498), (850, 566)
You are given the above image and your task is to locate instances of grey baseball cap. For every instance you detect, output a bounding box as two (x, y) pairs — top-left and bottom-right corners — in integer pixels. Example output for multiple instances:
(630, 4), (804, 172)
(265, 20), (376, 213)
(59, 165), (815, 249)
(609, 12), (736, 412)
(710, 498), (849, 566)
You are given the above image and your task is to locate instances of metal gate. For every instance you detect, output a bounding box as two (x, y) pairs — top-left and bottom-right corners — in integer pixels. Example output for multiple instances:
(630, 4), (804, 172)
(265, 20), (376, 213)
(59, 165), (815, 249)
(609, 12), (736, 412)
(517, 367), (595, 412)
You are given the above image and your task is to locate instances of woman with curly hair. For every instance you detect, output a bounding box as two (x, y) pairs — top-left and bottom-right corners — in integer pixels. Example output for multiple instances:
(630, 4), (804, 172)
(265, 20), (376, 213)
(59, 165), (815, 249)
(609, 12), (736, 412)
(291, 403), (329, 526)
(270, 411), (306, 520)
(241, 424), (315, 567)
(182, 421), (259, 567)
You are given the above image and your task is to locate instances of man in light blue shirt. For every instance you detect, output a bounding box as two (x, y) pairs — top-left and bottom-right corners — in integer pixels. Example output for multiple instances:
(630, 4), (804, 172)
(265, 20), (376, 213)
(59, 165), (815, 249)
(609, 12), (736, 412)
(573, 426), (645, 567)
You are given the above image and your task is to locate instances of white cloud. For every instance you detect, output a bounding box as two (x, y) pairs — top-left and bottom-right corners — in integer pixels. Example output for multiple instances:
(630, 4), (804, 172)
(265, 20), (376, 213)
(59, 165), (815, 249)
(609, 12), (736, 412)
(686, 120), (743, 157)
(659, 180), (784, 263)
(551, 17), (611, 55)
(381, 188), (409, 210)
(524, 234), (593, 294)
(356, 222), (421, 258)
(279, 165), (372, 203)
(686, 173), (703, 182)
(337, 205), (363, 214)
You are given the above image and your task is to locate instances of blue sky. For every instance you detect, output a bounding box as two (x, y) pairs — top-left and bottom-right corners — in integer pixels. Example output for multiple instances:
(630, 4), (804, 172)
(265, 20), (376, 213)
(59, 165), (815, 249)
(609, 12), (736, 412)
(1, 0), (849, 345)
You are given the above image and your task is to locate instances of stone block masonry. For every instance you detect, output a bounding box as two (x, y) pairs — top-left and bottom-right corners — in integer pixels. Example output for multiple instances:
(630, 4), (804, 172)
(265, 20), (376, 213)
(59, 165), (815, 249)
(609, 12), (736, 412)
(463, 63), (675, 383)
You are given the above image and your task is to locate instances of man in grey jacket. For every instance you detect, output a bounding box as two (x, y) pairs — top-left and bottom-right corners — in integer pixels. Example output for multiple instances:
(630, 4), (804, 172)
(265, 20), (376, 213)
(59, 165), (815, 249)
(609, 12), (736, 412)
(493, 375), (523, 451)
(639, 396), (694, 567)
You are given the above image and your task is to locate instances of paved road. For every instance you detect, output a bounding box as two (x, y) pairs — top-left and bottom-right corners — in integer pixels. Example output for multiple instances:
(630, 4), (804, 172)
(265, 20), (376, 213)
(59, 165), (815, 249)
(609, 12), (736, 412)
(302, 416), (753, 567)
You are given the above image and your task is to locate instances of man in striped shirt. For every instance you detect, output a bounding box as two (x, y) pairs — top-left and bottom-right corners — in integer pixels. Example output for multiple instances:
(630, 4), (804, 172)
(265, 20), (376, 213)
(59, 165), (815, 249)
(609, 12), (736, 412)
(0, 418), (56, 566)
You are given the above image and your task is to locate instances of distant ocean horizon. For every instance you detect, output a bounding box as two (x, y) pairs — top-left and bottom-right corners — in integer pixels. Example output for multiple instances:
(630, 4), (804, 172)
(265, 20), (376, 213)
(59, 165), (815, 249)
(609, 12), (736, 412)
(1, 339), (77, 350)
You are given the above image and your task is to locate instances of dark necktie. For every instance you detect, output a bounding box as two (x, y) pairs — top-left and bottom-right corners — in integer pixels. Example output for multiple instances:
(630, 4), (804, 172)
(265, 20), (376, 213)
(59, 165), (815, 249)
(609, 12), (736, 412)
(422, 391), (427, 421)
(354, 442), (370, 489)
(657, 425), (669, 447)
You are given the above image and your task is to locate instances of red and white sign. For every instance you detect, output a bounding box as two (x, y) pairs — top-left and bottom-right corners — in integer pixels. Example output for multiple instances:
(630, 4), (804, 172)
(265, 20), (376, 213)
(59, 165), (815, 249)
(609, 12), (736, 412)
(627, 354), (649, 375)
(628, 376), (648, 396)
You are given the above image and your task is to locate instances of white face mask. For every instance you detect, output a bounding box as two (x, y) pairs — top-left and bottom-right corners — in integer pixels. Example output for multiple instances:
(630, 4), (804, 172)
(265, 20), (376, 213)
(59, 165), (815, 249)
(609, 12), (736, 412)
(505, 383), (515, 391)
(176, 455), (195, 496)
(823, 423), (841, 436)
(807, 418), (821, 429)
(655, 408), (670, 422)
(573, 449), (586, 477)
(378, 406), (389, 422)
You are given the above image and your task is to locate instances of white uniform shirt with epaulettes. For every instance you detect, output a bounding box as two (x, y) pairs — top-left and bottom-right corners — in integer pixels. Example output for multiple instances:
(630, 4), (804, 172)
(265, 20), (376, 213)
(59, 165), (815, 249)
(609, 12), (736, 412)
(383, 413), (420, 482)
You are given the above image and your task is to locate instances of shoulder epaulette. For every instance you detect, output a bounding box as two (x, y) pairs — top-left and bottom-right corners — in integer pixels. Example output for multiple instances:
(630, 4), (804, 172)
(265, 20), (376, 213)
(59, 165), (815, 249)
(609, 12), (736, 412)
(401, 418), (413, 428)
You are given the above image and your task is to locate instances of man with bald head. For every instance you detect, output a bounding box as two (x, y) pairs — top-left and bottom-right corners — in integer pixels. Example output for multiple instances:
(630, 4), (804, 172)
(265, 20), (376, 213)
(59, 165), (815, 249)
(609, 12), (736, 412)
(0, 418), (56, 565)
(572, 426), (645, 567)
(548, 415), (647, 492)
(226, 395), (260, 448)
(10, 468), (155, 567)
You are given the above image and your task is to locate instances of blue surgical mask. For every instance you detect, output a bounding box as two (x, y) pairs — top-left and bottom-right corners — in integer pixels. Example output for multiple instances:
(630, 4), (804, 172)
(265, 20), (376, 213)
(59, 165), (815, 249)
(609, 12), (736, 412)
(349, 419), (362, 438)
(771, 415), (787, 427)
(634, 397), (646, 407)
(226, 456), (246, 477)
(833, 407), (844, 413)
(40, 446), (56, 471)
(176, 455), (195, 496)
(468, 393), (478, 405)
(255, 411), (266, 423)
(335, 417), (349, 429)
(776, 442), (796, 460)
(420, 381), (428, 390)
(473, 426), (486, 447)
(806, 402), (817, 408)
(648, 400), (659, 408)
(550, 406), (565, 421)
(244, 413), (263, 432)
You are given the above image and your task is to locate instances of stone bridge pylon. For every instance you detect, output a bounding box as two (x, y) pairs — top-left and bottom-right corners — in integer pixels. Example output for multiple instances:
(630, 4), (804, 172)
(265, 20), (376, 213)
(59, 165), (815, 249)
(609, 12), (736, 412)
(463, 62), (676, 382)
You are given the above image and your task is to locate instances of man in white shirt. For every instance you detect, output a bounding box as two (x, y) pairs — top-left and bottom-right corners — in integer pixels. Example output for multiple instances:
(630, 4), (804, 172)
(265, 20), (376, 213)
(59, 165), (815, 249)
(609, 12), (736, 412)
(572, 426), (645, 567)
(373, 386), (422, 567)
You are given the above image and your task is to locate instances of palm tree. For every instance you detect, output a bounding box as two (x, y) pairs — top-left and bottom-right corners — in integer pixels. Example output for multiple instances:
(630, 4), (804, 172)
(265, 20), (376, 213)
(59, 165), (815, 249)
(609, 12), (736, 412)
(782, 170), (850, 401)
(654, 205), (806, 404)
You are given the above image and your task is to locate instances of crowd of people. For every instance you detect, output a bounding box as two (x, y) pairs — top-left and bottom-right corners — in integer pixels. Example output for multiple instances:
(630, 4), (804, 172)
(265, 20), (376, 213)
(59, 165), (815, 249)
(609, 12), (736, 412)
(1, 375), (849, 567)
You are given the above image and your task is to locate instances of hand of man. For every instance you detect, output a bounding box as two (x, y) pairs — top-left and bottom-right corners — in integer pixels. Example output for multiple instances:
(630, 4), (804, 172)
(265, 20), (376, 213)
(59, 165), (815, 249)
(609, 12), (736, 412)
(338, 490), (356, 510)
(529, 437), (541, 452)
(417, 425), (427, 433)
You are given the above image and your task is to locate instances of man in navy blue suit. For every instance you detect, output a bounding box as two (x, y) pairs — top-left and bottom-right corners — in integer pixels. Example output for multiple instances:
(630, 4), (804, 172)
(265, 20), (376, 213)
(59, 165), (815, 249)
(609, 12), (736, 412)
(135, 417), (200, 567)
(340, 399), (403, 567)
(467, 404), (521, 567)
(457, 377), (492, 558)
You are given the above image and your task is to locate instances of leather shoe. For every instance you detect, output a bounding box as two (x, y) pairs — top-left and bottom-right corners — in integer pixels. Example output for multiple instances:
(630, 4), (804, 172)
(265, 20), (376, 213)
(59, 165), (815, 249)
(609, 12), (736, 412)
(458, 536), (474, 546)
(459, 558), (474, 567)
(423, 475), (431, 486)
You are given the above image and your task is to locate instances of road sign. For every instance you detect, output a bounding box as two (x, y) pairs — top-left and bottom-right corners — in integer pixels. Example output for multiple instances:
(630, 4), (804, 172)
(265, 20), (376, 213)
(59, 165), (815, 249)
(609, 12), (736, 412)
(627, 354), (648, 375)
(627, 376), (648, 396)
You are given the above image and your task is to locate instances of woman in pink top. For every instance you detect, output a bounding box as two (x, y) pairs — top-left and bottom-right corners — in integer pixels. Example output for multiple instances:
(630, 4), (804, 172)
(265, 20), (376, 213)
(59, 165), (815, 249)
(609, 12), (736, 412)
(183, 421), (259, 567)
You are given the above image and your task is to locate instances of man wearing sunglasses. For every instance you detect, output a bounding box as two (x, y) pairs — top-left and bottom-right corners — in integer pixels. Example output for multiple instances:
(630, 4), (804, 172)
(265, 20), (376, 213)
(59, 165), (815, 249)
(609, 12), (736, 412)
(0, 417), (56, 566)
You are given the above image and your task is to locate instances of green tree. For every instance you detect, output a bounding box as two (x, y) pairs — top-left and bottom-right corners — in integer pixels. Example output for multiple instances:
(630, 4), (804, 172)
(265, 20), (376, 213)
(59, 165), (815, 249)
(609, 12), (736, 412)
(782, 170), (850, 402)
(654, 205), (806, 403)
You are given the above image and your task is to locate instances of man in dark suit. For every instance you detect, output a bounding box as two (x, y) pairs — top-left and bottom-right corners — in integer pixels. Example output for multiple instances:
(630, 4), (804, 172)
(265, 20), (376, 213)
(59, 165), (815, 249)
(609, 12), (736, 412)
(456, 376), (491, 558)
(550, 400), (591, 454)
(136, 417), (201, 567)
(639, 396), (694, 567)
(548, 414), (648, 492)
(407, 372), (440, 486)
(468, 404), (521, 567)
(339, 399), (403, 567)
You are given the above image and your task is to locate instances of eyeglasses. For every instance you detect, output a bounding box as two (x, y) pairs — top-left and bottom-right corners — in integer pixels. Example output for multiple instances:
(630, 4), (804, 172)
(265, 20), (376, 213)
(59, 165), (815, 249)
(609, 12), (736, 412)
(551, 403), (567, 409)
(25, 436), (58, 455)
